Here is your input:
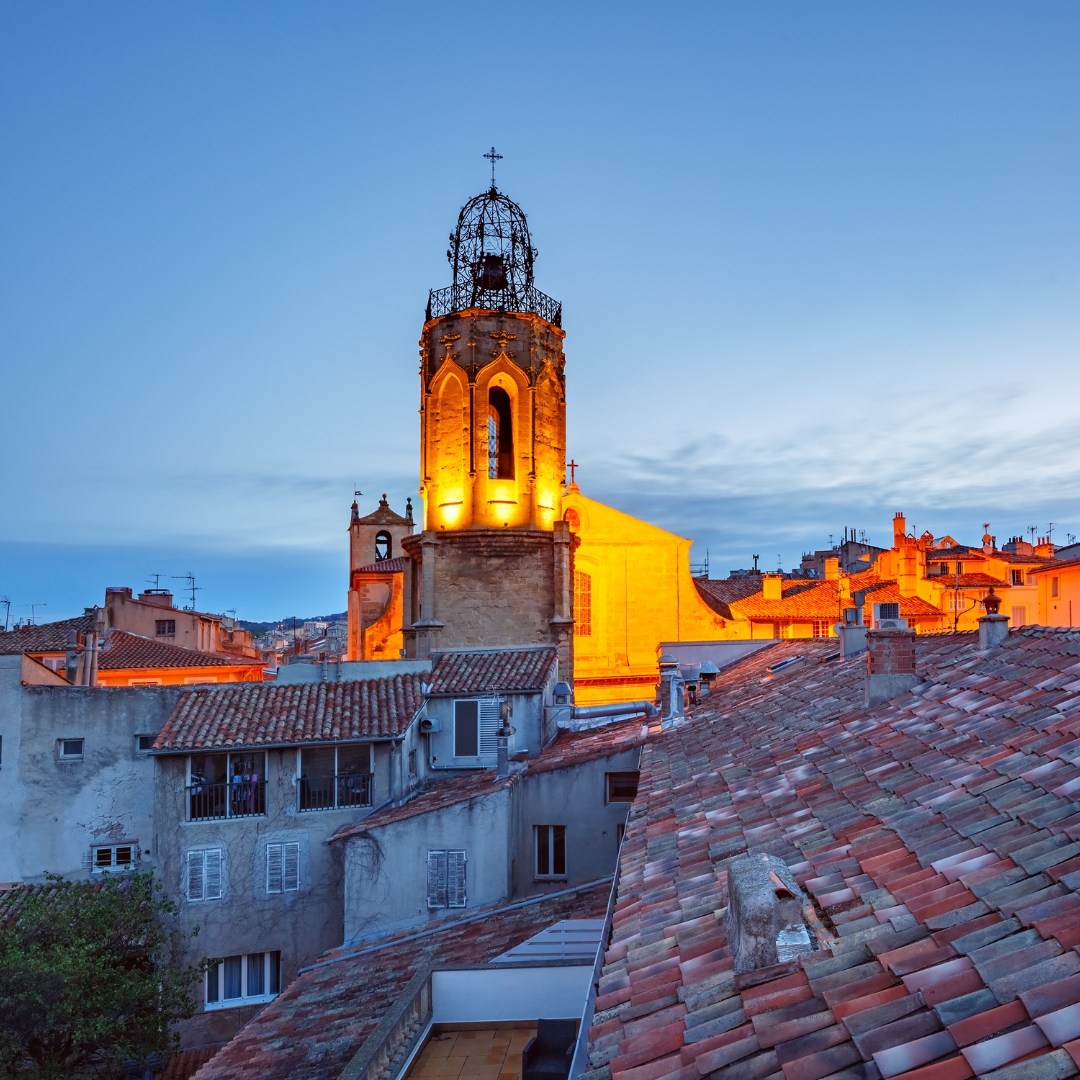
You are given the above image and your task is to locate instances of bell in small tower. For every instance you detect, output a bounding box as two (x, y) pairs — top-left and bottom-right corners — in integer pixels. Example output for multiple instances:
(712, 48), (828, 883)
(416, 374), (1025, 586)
(475, 253), (508, 291)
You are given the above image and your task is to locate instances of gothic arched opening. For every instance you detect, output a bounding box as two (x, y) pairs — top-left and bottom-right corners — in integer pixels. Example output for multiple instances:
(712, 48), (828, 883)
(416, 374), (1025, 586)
(375, 531), (391, 560)
(487, 387), (514, 479)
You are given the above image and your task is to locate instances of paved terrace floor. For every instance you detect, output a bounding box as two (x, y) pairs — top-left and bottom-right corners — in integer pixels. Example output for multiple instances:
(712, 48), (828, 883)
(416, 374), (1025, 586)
(407, 1027), (535, 1080)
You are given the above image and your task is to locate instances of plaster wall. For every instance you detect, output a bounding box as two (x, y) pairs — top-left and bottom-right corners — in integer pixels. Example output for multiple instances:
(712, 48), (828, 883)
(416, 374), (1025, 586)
(342, 786), (513, 942)
(425, 686), (551, 762)
(0, 656), (180, 884)
(512, 750), (638, 899)
(1040, 564), (1080, 628)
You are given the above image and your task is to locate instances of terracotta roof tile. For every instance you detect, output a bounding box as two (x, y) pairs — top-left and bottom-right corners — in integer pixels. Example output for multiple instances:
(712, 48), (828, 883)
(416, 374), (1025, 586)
(98, 630), (262, 671)
(427, 647), (558, 694)
(0, 614), (94, 655)
(354, 556), (409, 573)
(153, 675), (424, 751)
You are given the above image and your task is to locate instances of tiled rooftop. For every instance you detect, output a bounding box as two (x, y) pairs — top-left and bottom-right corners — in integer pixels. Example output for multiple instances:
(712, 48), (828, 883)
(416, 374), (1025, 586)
(354, 556), (410, 574)
(0, 613), (94, 655)
(153, 674), (425, 751)
(98, 630), (263, 671)
(585, 627), (1080, 1080)
(427, 648), (559, 695)
(191, 883), (611, 1080)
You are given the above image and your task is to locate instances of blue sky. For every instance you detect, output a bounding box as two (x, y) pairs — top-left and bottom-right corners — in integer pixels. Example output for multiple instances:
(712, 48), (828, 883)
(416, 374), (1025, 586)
(2, 3), (1078, 622)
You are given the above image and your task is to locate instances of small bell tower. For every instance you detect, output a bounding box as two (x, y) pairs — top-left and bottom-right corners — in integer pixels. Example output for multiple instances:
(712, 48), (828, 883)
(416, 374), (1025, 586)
(403, 156), (573, 676)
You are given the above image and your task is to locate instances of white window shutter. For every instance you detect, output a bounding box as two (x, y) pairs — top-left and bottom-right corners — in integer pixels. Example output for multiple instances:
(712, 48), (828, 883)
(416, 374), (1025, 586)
(266, 843), (283, 894)
(188, 851), (204, 901)
(478, 700), (500, 757)
(283, 842), (300, 892)
(426, 850), (447, 908)
(204, 849), (222, 900)
(447, 850), (467, 908)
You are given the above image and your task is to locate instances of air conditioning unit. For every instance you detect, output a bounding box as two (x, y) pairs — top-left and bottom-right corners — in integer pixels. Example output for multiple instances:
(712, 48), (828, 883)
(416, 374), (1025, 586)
(872, 602), (907, 630)
(419, 716), (441, 734)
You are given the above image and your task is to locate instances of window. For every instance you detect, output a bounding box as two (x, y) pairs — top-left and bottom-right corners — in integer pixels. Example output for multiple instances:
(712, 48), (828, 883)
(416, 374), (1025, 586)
(811, 620), (831, 638)
(59, 739), (84, 760)
(454, 700), (478, 757)
(374, 531), (392, 560)
(1010, 570), (1024, 586)
(298, 745), (372, 811)
(487, 387), (514, 479)
(573, 571), (592, 637)
(1011, 606), (1027, 626)
(205, 951), (280, 1010)
(188, 752), (266, 820)
(187, 849), (222, 901)
(426, 850), (466, 908)
(408, 749), (417, 775)
(606, 772), (639, 803)
(535, 826), (566, 880)
(1053, 577), (1060, 598)
(93, 844), (136, 873)
(266, 842), (299, 893)
(155, 620), (176, 637)
(135, 735), (156, 752)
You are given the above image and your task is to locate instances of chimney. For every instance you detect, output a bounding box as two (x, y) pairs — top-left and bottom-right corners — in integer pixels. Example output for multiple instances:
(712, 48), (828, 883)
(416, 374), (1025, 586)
(865, 627), (919, 707)
(726, 852), (818, 972)
(762, 574), (783, 601)
(824, 558), (839, 581)
(657, 654), (685, 723)
(1035, 537), (1056, 558)
(978, 587), (1010, 649)
(893, 512), (907, 548)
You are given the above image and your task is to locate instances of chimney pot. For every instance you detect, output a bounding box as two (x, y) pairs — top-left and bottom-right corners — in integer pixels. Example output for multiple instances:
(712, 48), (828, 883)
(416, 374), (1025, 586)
(865, 627), (920, 707)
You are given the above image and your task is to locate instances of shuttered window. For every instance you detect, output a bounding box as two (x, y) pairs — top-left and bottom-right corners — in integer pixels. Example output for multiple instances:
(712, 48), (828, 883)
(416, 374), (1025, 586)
(266, 842), (300, 894)
(187, 849), (222, 901)
(478, 700), (500, 757)
(453, 701), (500, 761)
(426, 849), (466, 908)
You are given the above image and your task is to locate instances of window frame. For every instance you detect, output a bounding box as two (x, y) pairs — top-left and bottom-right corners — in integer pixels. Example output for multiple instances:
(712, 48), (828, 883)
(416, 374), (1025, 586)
(186, 848), (223, 902)
(92, 843), (138, 874)
(426, 849), (467, 909)
(155, 619), (176, 638)
(135, 735), (156, 753)
(606, 771), (640, 804)
(204, 951), (280, 1011)
(187, 751), (267, 821)
(58, 738), (84, 761)
(296, 744), (374, 812)
(573, 570), (592, 637)
(534, 825), (567, 881)
(1010, 570), (1024, 586)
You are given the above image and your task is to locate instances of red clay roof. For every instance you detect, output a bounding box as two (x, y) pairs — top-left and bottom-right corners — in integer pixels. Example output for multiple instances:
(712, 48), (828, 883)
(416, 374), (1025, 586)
(1031, 558), (1080, 575)
(696, 575), (943, 621)
(153, 675), (424, 751)
(191, 883), (610, 1080)
(98, 630), (261, 671)
(585, 626), (1080, 1080)
(354, 556), (409, 574)
(0, 614), (94, 655)
(428, 647), (558, 694)
(528, 716), (648, 775)
(926, 572), (1013, 588)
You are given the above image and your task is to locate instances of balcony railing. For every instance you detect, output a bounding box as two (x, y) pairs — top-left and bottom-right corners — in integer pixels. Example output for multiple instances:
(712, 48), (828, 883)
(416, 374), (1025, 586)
(299, 773), (373, 812)
(426, 283), (562, 327)
(188, 780), (266, 821)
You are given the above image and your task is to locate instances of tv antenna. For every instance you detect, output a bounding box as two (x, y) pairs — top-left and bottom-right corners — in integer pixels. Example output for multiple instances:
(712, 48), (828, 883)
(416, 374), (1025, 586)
(172, 573), (201, 611)
(28, 602), (47, 626)
(1048, 523), (1055, 542)
(0, 596), (10, 632)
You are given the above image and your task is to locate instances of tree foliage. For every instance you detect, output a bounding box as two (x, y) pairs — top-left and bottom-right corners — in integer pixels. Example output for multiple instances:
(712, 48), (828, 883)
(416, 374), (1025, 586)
(0, 873), (202, 1079)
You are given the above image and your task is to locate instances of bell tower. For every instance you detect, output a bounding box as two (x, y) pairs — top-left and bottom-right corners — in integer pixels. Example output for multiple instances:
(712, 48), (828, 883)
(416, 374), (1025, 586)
(402, 164), (573, 677)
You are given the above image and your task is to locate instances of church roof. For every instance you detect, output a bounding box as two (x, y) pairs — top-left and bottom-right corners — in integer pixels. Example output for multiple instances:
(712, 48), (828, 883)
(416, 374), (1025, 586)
(153, 674), (424, 751)
(427, 647), (559, 695)
(352, 495), (411, 527)
(585, 626), (1080, 1080)
(354, 556), (409, 574)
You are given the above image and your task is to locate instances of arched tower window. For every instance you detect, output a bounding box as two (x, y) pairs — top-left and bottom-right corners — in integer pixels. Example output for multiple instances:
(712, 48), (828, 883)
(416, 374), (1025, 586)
(573, 570), (592, 636)
(375, 531), (391, 561)
(487, 387), (514, 480)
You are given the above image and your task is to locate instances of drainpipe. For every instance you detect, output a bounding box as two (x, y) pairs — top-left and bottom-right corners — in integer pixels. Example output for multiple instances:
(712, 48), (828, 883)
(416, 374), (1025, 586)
(65, 630), (79, 684)
(88, 634), (99, 687)
(572, 701), (658, 721)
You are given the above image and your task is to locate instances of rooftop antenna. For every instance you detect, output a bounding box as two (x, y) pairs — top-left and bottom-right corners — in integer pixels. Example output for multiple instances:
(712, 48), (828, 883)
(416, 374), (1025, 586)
(777, 554), (783, 571)
(0, 596), (9, 631)
(483, 146), (503, 189)
(1030, 526), (1038, 545)
(1048, 523), (1055, 542)
(752, 554), (759, 573)
(172, 573), (201, 611)
(28, 602), (46, 626)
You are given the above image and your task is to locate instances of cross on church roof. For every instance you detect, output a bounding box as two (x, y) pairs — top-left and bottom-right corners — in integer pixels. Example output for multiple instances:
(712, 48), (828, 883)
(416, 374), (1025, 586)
(568, 459), (578, 484)
(484, 146), (503, 188)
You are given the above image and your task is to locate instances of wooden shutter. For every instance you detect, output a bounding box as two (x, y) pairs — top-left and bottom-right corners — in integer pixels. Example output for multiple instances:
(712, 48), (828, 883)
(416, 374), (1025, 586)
(283, 842), (300, 892)
(266, 843), (283, 894)
(188, 850), (204, 901)
(426, 850), (448, 908)
(478, 700), (500, 758)
(447, 850), (467, 908)
(204, 849), (222, 900)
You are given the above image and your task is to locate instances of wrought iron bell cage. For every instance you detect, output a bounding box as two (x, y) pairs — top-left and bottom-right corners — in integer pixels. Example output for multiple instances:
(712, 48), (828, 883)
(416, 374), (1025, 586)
(427, 186), (562, 327)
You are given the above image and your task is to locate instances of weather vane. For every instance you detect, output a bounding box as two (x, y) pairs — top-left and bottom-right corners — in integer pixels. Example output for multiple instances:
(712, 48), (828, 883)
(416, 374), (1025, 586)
(483, 146), (503, 188)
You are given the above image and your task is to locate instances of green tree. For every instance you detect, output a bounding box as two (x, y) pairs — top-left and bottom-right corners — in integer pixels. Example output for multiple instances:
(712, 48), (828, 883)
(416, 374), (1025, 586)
(0, 874), (202, 1079)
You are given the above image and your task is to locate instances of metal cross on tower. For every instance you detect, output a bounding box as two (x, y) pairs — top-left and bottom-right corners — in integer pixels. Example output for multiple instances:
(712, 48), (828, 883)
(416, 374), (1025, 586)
(567, 459), (578, 484)
(483, 146), (503, 188)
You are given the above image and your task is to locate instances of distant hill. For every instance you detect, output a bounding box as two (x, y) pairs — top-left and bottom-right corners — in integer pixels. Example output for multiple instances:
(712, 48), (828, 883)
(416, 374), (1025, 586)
(238, 612), (347, 634)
